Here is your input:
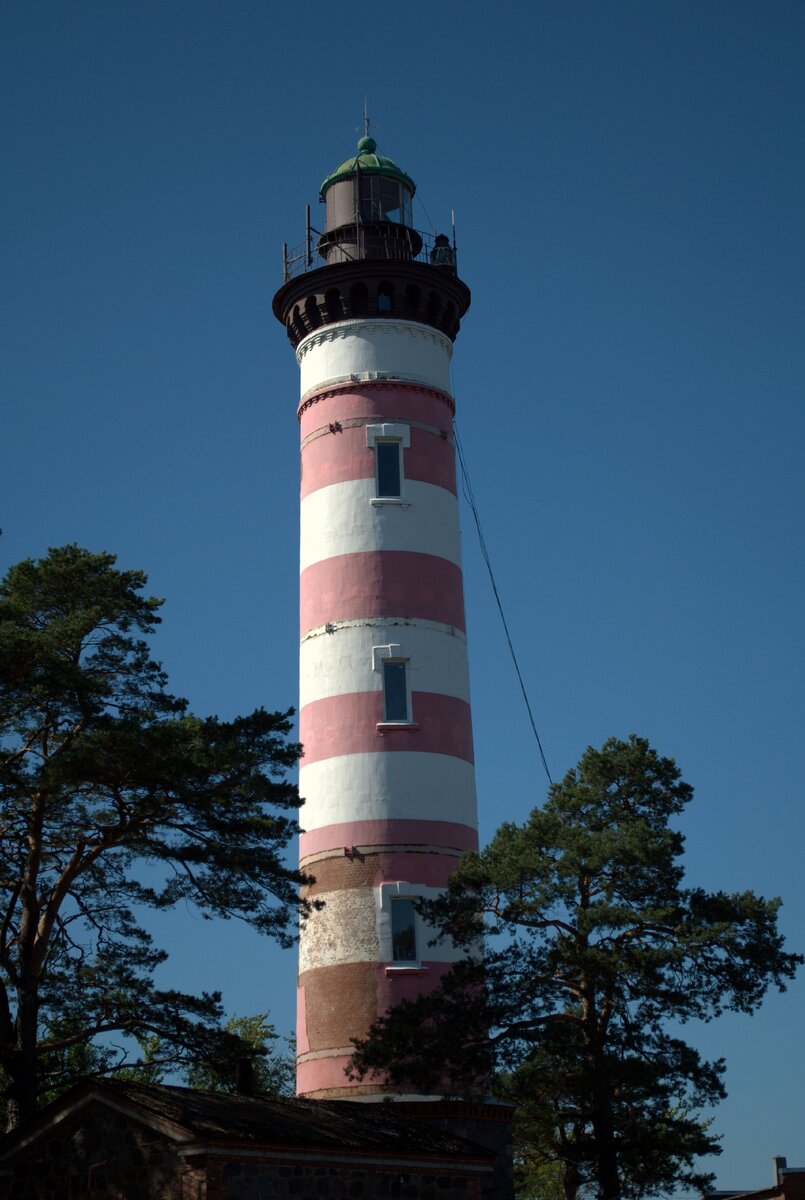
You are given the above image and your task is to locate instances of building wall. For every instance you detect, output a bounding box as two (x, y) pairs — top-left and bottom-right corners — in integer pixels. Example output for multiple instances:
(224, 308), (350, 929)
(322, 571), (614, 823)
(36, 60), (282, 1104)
(0, 1100), (183, 1200)
(205, 1159), (482, 1200)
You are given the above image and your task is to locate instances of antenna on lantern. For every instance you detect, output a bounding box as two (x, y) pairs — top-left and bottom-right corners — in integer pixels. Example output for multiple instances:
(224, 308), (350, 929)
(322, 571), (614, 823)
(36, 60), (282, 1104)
(355, 99), (379, 142)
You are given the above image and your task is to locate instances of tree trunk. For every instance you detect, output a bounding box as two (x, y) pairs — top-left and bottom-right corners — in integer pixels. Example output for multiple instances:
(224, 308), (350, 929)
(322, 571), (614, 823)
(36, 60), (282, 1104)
(5, 988), (39, 1130)
(563, 1162), (582, 1200)
(588, 1046), (620, 1200)
(591, 1090), (621, 1200)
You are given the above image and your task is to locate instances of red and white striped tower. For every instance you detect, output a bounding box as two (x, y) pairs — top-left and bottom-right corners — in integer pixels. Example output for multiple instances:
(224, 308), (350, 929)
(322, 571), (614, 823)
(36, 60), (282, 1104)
(273, 137), (475, 1100)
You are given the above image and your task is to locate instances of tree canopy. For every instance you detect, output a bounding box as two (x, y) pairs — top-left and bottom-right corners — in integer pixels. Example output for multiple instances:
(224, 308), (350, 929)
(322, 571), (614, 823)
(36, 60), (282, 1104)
(0, 545), (312, 1127)
(350, 736), (801, 1200)
(184, 1011), (295, 1096)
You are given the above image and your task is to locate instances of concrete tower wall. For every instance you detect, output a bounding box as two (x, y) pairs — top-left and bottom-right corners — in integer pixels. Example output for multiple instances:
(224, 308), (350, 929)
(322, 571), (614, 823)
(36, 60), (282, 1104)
(295, 318), (478, 1099)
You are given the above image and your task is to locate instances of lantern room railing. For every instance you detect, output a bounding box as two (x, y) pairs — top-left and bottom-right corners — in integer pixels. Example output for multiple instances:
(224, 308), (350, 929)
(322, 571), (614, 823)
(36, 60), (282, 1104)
(281, 218), (457, 284)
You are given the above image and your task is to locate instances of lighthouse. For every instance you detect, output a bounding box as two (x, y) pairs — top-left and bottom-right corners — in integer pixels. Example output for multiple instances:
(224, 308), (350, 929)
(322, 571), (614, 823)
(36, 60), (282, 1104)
(273, 136), (477, 1101)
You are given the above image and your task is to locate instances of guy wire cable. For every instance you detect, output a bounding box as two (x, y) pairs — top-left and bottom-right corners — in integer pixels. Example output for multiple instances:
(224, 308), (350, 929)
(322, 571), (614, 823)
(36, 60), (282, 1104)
(452, 412), (553, 786)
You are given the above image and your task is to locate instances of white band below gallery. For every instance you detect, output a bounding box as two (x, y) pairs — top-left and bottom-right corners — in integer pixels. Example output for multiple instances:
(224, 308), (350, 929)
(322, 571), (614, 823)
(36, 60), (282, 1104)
(296, 319), (455, 400)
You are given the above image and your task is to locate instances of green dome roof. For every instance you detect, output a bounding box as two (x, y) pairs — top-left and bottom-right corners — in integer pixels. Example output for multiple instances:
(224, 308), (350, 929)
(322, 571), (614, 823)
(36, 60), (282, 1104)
(320, 137), (416, 199)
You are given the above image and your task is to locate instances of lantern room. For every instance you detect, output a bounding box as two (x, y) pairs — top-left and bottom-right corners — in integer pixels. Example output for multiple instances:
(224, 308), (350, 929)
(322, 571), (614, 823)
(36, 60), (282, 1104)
(317, 136), (422, 263)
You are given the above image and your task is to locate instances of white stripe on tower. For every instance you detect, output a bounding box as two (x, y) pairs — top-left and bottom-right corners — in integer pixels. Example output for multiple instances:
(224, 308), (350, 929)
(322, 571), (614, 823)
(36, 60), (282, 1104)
(300, 479), (462, 571)
(297, 318), (454, 398)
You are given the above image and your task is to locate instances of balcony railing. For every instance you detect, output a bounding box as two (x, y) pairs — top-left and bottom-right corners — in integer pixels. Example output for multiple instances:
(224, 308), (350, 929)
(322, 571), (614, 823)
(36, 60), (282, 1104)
(281, 223), (457, 283)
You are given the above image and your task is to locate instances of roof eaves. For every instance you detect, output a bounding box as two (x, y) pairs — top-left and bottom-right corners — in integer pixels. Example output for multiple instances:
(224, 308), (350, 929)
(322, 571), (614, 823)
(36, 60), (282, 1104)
(0, 1081), (196, 1161)
(176, 1142), (494, 1173)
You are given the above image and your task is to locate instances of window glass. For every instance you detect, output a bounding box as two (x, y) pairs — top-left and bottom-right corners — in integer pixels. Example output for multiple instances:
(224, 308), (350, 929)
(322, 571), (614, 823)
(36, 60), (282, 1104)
(358, 175), (382, 221)
(376, 441), (401, 498)
(391, 898), (417, 962)
(380, 178), (399, 221)
(357, 177), (412, 226)
(379, 179), (403, 224)
(383, 660), (408, 722)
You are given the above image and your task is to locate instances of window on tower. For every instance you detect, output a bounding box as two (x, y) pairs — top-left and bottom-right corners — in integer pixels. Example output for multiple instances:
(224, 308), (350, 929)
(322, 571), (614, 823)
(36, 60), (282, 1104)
(382, 659), (409, 723)
(390, 898), (417, 963)
(367, 423), (410, 506)
(375, 440), (402, 499)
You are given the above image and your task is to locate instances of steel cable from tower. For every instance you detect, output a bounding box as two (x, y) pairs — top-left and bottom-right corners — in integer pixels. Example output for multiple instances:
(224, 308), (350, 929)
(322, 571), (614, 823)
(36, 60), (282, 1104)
(454, 422), (553, 785)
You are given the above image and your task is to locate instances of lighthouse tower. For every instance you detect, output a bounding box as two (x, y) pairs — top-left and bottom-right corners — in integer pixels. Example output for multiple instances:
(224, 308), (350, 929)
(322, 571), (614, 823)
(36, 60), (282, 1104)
(273, 136), (476, 1101)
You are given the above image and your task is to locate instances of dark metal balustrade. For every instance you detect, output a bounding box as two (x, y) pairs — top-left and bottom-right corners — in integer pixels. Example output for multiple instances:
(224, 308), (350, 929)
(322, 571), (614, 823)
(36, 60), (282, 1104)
(281, 221), (457, 283)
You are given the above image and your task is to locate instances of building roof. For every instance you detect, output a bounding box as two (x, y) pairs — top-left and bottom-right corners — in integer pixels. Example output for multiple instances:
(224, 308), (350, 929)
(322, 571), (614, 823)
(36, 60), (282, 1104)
(320, 137), (416, 198)
(703, 1168), (805, 1200)
(0, 1079), (494, 1169)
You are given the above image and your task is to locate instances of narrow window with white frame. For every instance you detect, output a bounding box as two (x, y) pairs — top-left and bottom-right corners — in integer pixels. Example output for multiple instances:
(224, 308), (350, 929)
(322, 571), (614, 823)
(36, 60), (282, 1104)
(375, 439), (402, 498)
(390, 897), (417, 963)
(382, 659), (409, 723)
(367, 423), (410, 503)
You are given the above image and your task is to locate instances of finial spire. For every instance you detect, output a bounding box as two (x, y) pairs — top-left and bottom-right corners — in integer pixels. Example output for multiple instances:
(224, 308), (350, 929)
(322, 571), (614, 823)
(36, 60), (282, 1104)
(363, 96), (370, 139)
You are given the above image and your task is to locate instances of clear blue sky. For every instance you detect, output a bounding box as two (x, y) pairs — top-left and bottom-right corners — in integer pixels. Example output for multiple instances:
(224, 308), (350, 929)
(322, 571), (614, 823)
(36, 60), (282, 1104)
(2, 1), (803, 1188)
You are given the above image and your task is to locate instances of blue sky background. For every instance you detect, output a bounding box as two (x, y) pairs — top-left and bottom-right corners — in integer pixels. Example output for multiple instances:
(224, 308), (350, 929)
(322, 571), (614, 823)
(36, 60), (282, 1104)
(2, 1), (803, 1188)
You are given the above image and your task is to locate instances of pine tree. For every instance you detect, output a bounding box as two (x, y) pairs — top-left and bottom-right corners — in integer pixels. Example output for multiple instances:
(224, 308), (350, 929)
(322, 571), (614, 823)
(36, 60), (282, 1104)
(350, 736), (801, 1200)
(0, 545), (313, 1127)
(184, 1012), (295, 1096)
